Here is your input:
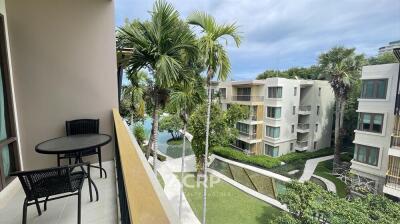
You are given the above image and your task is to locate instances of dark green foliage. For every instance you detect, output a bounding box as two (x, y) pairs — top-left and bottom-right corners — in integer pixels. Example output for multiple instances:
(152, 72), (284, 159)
(279, 148), (334, 163)
(133, 124), (146, 146)
(158, 114), (183, 140)
(256, 66), (321, 80)
(225, 103), (249, 127)
(271, 181), (400, 224)
(367, 52), (398, 65)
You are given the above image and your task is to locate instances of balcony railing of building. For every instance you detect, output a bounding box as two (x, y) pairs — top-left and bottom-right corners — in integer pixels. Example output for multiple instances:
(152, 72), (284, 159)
(386, 156), (400, 190)
(238, 131), (257, 140)
(297, 123), (310, 130)
(299, 105), (311, 112)
(392, 116), (400, 149)
(231, 95), (264, 102)
(296, 141), (308, 148)
(113, 109), (178, 224)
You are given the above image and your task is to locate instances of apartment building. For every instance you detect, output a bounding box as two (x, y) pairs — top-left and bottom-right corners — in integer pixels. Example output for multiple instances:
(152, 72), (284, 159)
(218, 78), (335, 157)
(350, 61), (400, 198)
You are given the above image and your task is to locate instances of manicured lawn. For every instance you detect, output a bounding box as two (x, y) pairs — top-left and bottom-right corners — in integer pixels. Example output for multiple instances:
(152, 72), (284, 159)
(180, 173), (283, 224)
(314, 160), (347, 198)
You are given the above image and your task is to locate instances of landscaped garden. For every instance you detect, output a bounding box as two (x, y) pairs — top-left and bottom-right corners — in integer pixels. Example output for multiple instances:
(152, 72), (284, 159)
(179, 173), (283, 224)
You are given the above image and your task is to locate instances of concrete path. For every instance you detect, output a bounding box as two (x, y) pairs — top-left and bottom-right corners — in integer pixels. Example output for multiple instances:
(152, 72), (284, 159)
(312, 174), (337, 193)
(157, 156), (200, 224)
(299, 155), (333, 183)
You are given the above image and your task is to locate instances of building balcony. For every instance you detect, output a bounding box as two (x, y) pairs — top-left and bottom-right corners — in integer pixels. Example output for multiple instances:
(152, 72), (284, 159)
(383, 156), (400, 198)
(391, 135), (400, 150)
(297, 123), (310, 133)
(298, 105), (312, 115)
(231, 95), (264, 102)
(295, 141), (308, 151)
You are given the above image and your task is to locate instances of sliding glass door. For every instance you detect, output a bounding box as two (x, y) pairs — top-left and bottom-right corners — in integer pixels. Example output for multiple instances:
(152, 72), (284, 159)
(0, 14), (19, 191)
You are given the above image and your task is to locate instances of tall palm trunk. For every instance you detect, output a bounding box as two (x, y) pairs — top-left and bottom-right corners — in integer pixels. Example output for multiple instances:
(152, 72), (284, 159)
(178, 112), (187, 222)
(202, 76), (212, 224)
(333, 97), (341, 165)
(146, 126), (154, 159)
(152, 95), (160, 173)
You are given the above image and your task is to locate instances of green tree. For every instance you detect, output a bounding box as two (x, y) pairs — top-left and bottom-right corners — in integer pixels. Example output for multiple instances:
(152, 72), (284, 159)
(159, 114), (183, 140)
(133, 124), (146, 146)
(272, 181), (400, 224)
(367, 52), (397, 65)
(117, 0), (198, 172)
(188, 12), (241, 223)
(318, 47), (364, 164)
(167, 74), (205, 221)
(225, 104), (249, 127)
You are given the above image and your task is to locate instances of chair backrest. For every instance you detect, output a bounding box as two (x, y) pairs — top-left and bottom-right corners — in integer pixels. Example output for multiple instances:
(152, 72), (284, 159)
(66, 119), (99, 136)
(11, 166), (73, 200)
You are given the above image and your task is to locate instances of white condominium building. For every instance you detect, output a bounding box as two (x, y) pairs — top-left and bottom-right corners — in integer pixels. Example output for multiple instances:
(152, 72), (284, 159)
(351, 62), (400, 198)
(218, 78), (335, 157)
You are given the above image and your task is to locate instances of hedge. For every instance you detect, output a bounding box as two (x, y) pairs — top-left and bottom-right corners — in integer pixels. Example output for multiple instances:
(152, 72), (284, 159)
(211, 146), (334, 170)
(211, 146), (281, 169)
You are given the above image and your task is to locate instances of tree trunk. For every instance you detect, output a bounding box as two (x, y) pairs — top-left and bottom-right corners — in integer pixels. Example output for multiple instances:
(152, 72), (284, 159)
(202, 81), (212, 224)
(178, 115), (187, 222)
(146, 124), (154, 159)
(152, 97), (160, 174)
(333, 97), (341, 165)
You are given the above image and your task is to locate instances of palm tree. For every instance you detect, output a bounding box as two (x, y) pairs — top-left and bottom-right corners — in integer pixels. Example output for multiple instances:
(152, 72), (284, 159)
(168, 75), (205, 221)
(117, 0), (198, 173)
(121, 70), (147, 125)
(319, 47), (364, 165)
(188, 12), (241, 224)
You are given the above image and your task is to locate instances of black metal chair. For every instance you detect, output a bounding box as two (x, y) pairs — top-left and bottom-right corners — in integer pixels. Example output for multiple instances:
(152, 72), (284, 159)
(11, 163), (90, 224)
(57, 119), (107, 178)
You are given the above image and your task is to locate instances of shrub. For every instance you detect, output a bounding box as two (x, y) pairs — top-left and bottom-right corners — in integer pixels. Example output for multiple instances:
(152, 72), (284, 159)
(133, 124), (146, 146)
(212, 146), (281, 169)
(279, 148), (334, 163)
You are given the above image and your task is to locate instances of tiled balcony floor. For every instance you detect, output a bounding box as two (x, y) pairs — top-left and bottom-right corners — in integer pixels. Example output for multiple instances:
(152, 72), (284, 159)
(0, 161), (117, 224)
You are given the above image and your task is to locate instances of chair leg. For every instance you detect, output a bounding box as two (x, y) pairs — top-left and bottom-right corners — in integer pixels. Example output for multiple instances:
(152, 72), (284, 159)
(35, 199), (42, 216)
(77, 191), (82, 224)
(98, 148), (103, 178)
(69, 157), (72, 165)
(57, 154), (61, 167)
(44, 196), (49, 211)
(88, 165), (93, 202)
(22, 198), (28, 224)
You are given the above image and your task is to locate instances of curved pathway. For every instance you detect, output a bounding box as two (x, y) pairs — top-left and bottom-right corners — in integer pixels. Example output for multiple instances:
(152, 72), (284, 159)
(312, 174), (337, 193)
(299, 155), (333, 183)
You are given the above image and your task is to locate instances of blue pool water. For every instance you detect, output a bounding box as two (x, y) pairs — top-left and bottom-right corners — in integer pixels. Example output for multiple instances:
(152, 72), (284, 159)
(138, 117), (193, 158)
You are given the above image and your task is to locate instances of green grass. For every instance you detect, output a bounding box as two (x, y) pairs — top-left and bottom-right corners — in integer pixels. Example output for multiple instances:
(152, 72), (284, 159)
(180, 173), (283, 224)
(314, 160), (347, 198)
(167, 138), (183, 145)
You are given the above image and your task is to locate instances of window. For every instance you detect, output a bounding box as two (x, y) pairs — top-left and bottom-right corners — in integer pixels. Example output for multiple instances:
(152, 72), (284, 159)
(268, 87), (282, 98)
(314, 141), (317, 150)
(317, 106), (320, 115)
(315, 124), (318, 132)
(0, 15), (19, 191)
(237, 87), (251, 96)
(354, 144), (379, 166)
(290, 143), (294, 151)
(236, 140), (250, 151)
(294, 87), (297, 96)
(265, 144), (279, 157)
(358, 113), (384, 133)
(236, 122), (249, 134)
(361, 79), (388, 99)
(267, 107), (281, 119)
(266, 126), (280, 138)
(220, 88), (226, 99)
(292, 106), (296, 115)
(318, 87), (321, 96)
(291, 125), (294, 133)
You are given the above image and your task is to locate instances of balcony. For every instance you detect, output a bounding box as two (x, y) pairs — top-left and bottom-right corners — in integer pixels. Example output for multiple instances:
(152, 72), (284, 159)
(0, 110), (178, 224)
(231, 95), (264, 102)
(238, 131), (258, 140)
(297, 123), (310, 133)
(391, 135), (400, 150)
(298, 105), (312, 115)
(383, 156), (400, 198)
(295, 141), (308, 151)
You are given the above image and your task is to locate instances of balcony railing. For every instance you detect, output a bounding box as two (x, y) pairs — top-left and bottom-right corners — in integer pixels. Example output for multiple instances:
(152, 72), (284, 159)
(297, 123), (310, 130)
(238, 131), (257, 140)
(299, 105), (311, 112)
(231, 95), (264, 102)
(385, 156), (400, 190)
(391, 135), (400, 149)
(113, 109), (178, 224)
(296, 141), (308, 148)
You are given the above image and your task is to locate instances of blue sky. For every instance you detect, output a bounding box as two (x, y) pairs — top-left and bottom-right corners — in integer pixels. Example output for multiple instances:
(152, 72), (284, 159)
(115, 0), (400, 80)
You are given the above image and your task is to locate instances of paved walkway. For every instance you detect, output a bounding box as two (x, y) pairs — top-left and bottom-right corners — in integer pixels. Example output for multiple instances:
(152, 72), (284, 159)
(312, 174), (337, 193)
(299, 155), (333, 183)
(157, 156), (200, 224)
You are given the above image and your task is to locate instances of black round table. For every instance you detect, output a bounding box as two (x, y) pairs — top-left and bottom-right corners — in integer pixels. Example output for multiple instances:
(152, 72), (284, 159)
(35, 134), (112, 202)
